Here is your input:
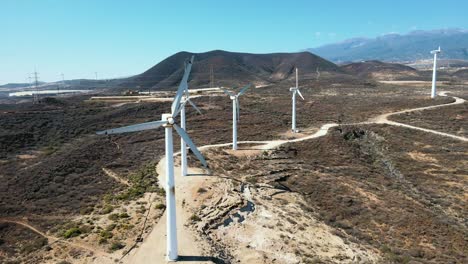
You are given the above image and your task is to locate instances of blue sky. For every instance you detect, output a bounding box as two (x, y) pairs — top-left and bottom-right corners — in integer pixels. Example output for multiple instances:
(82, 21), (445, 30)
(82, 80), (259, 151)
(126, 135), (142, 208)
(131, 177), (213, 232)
(1, 0), (467, 84)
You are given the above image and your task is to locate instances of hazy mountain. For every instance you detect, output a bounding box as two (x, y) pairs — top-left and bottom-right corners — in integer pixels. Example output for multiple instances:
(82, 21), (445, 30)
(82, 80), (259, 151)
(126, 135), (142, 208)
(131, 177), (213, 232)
(122, 50), (341, 90)
(308, 29), (468, 63)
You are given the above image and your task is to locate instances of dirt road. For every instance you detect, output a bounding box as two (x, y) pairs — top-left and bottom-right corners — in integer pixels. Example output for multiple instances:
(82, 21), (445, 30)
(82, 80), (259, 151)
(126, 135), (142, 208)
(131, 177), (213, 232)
(0, 219), (116, 262)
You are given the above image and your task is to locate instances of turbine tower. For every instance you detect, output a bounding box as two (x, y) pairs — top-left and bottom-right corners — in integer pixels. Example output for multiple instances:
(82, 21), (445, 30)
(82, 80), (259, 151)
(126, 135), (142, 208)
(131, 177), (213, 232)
(180, 56), (202, 177)
(430, 46), (441, 98)
(96, 59), (207, 261)
(221, 85), (251, 150)
(289, 68), (304, 133)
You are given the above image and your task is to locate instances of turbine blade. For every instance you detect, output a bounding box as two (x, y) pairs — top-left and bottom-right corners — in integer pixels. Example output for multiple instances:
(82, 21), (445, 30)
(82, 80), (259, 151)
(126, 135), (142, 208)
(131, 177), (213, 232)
(238, 84), (251, 96)
(184, 57), (194, 98)
(297, 89), (305, 100)
(172, 99), (188, 118)
(171, 57), (194, 116)
(173, 124), (207, 167)
(220, 87), (234, 97)
(96, 120), (166, 135)
(187, 99), (202, 114)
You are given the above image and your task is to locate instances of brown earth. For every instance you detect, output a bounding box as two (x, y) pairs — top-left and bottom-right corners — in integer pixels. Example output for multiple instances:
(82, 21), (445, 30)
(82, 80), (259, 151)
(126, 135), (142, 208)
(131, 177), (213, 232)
(0, 83), (466, 263)
(390, 102), (467, 137)
(198, 124), (467, 263)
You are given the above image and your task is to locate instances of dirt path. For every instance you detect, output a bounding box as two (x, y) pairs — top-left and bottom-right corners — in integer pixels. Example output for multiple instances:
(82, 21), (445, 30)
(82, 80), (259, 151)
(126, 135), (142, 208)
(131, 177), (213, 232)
(122, 158), (214, 263)
(122, 91), (466, 263)
(371, 92), (467, 141)
(0, 219), (115, 261)
(102, 168), (130, 186)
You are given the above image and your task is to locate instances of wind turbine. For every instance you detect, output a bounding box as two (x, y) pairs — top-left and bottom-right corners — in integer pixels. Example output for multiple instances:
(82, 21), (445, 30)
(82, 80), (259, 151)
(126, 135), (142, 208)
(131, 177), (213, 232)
(221, 84), (251, 150)
(96, 58), (207, 261)
(179, 56), (202, 177)
(290, 68), (304, 133)
(430, 46), (441, 98)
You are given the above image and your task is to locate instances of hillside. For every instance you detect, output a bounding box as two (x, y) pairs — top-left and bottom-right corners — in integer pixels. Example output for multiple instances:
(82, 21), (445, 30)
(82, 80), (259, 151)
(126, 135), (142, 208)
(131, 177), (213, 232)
(453, 69), (468, 79)
(341, 60), (421, 80)
(308, 28), (468, 63)
(122, 50), (341, 90)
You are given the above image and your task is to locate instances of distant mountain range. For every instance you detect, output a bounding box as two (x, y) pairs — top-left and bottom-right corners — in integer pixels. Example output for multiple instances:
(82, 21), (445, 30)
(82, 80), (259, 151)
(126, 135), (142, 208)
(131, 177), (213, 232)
(122, 50), (341, 90)
(308, 29), (468, 63)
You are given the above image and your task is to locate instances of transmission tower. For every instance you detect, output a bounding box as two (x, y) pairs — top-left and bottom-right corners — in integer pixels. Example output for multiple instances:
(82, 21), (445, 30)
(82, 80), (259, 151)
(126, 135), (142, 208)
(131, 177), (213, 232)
(210, 64), (214, 88)
(59, 73), (65, 94)
(32, 70), (40, 104)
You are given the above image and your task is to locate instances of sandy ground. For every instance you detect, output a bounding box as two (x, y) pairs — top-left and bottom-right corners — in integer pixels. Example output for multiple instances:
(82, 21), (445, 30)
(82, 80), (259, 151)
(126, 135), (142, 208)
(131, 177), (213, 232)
(122, 157), (214, 263)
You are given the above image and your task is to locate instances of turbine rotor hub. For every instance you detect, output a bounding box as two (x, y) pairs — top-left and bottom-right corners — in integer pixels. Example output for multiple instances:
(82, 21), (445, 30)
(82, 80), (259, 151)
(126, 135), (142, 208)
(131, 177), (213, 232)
(162, 113), (175, 127)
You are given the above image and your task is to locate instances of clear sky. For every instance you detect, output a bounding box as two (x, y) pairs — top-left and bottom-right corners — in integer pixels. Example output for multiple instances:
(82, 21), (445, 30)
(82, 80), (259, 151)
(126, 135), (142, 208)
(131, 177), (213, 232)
(1, 0), (466, 84)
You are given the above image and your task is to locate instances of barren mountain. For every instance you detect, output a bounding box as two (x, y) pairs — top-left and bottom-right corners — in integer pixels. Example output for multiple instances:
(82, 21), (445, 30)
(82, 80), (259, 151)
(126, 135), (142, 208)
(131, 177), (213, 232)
(341, 60), (421, 81)
(122, 50), (341, 90)
(453, 69), (468, 80)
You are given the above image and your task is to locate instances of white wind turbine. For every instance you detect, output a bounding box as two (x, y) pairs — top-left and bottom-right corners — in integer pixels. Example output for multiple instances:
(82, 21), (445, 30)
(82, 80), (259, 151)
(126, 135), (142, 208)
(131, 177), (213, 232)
(179, 56), (202, 177)
(221, 84), (251, 150)
(430, 46), (441, 98)
(290, 68), (304, 133)
(96, 58), (207, 261)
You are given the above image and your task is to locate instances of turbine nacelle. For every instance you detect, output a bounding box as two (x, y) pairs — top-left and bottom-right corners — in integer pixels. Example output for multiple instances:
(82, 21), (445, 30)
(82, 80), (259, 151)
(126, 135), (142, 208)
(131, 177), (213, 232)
(290, 87), (304, 100)
(162, 114), (175, 126)
(431, 46), (441, 54)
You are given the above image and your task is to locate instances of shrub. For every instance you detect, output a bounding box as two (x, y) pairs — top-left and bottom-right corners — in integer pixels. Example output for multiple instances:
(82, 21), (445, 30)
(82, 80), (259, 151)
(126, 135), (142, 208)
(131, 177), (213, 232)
(79, 207), (93, 215)
(246, 177), (258, 184)
(189, 214), (201, 222)
(109, 241), (125, 251)
(108, 213), (119, 221)
(101, 204), (113, 214)
(154, 203), (166, 210)
(119, 212), (130, 218)
(99, 230), (113, 239)
(63, 227), (81, 238)
(156, 187), (165, 196)
(105, 223), (116, 231)
(197, 187), (207, 193)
